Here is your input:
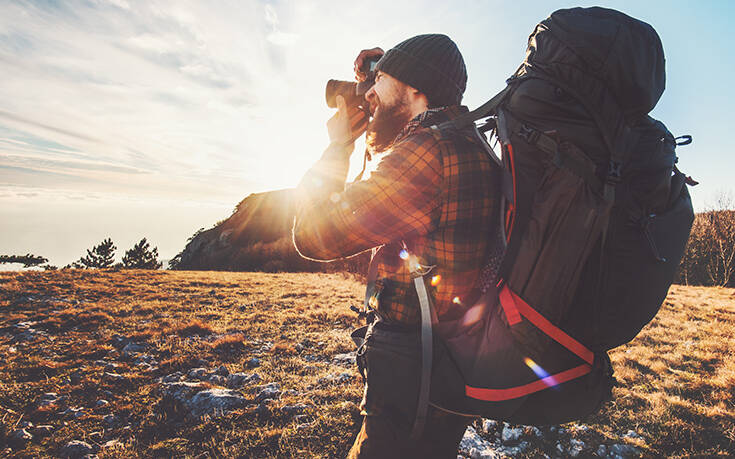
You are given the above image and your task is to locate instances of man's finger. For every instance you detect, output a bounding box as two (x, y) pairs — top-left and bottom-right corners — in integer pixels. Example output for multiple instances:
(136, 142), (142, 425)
(336, 95), (347, 115)
(354, 47), (385, 69)
(349, 110), (367, 126)
(351, 116), (368, 132)
(354, 47), (384, 81)
(353, 120), (368, 136)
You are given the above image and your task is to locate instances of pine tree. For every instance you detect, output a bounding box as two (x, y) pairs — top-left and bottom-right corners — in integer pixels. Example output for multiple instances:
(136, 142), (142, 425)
(78, 238), (117, 268)
(0, 254), (48, 268)
(121, 238), (162, 270)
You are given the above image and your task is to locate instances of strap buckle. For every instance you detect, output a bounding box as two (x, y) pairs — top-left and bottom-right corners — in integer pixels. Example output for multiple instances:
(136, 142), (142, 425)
(517, 124), (540, 145)
(640, 214), (667, 263)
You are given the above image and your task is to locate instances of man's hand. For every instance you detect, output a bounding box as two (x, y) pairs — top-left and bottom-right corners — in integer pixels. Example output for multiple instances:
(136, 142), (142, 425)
(327, 95), (368, 149)
(354, 47), (384, 82)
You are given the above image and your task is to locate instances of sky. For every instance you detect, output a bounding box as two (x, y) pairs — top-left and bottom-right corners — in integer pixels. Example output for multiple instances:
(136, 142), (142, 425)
(1, 0), (733, 268)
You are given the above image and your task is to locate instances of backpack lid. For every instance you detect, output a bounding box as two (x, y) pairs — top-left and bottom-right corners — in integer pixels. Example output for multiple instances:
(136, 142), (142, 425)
(526, 7), (665, 117)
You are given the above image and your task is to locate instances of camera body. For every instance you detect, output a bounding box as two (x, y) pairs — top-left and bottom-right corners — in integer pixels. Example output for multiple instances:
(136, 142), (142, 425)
(325, 56), (380, 109)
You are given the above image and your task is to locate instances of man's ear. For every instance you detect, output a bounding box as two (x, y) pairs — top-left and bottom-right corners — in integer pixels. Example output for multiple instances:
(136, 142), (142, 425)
(408, 86), (423, 99)
(411, 89), (430, 110)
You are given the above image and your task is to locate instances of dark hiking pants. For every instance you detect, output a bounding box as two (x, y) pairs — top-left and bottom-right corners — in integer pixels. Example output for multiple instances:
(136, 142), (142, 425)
(347, 321), (474, 458)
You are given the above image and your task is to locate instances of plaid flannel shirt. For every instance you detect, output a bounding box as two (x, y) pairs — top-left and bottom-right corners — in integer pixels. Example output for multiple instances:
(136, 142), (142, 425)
(293, 105), (499, 325)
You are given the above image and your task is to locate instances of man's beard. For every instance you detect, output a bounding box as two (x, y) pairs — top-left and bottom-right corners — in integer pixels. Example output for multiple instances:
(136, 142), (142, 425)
(365, 97), (412, 155)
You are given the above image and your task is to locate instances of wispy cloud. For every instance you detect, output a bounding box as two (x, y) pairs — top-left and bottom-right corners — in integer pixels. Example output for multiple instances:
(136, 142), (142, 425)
(0, 109), (101, 144)
(264, 4), (299, 46)
(0, 0), (464, 205)
(0, 0), (322, 202)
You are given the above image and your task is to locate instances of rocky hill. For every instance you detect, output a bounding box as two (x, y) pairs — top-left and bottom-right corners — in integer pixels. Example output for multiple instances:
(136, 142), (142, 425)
(171, 189), (368, 273)
(172, 189), (296, 271)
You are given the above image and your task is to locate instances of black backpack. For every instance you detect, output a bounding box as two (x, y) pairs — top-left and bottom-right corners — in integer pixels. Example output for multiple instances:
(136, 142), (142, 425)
(405, 6), (696, 434)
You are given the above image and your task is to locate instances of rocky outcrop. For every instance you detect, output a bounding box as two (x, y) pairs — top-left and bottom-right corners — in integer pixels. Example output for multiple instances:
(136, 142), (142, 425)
(172, 189), (296, 271)
(171, 188), (369, 272)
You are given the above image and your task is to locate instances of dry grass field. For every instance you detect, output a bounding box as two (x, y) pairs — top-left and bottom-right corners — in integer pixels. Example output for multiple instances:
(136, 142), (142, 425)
(0, 269), (732, 458)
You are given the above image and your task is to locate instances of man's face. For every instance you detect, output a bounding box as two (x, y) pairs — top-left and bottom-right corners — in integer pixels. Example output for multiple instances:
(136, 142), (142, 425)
(364, 71), (413, 154)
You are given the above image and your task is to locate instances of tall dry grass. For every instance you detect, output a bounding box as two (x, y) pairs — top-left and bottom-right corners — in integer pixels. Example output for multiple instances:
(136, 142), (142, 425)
(0, 270), (732, 457)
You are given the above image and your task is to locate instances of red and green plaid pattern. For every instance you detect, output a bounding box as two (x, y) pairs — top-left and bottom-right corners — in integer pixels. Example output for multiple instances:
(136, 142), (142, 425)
(294, 106), (499, 324)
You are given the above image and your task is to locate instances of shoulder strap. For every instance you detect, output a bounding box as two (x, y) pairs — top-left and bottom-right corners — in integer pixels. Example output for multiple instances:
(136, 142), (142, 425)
(407, 86), (513, 440)
(409, 269), (436, 441)
(447, 84), (514, 130)
(363, 247), (381, 311)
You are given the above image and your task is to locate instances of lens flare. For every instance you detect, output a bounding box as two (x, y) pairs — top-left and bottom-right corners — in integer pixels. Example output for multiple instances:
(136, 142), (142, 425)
(330, 192), (341, 203)
(461, 302), (486, 327)
(430, 275), (441, 286)
(452, 296), (461, 305)
(408, 256), (420, 272)
(399, 249), (409, 260)
(523, 357), (558, 387)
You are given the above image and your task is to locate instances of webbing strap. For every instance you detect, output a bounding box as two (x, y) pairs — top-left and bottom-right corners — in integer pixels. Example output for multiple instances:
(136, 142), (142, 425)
(498, 285), (521, 325)
(410, 274), (435, 441)
(465, 363), (591, 401)
(517, 124), (603, 194)
(499, 285), (594, 365)
(466, 286), (594, 403)
(363, 247), (381, 311)
(447, 85), (513, 130)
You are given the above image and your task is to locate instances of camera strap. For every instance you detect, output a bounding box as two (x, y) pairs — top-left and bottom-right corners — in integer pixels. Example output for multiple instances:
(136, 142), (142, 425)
(352, 148), (372, 183)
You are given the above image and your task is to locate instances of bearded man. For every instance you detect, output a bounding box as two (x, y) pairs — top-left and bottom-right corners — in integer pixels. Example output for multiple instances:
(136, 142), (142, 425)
(293, 34), (499, 458)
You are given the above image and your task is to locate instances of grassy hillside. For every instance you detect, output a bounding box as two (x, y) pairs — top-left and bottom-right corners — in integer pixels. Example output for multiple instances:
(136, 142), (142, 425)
(0, 270), (732, 457)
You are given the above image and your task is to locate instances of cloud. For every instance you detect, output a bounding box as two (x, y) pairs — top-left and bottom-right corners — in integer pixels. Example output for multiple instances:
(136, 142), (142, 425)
(0, 110), (101, 145)
(264, 3), (299, 46)
(1, 154), (149, 175)
(0, 0), (465, 203)
(264, 4), (279, 28)
(103, 0), (131, 11)
(267, 31), (299, 46)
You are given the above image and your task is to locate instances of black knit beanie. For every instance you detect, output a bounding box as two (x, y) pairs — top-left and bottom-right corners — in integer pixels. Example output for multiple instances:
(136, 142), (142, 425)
(374, 34), (467, 107)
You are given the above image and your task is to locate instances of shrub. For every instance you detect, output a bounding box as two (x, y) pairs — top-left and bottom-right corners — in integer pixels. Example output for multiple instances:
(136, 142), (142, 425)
(210, 334), (249, 354)
(122, 238), (162, 270)
(77, 238), (116, 268)
(169, 319), (214, 337)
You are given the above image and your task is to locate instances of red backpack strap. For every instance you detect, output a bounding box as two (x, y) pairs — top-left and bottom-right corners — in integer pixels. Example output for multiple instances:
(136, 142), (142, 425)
(499, 284), (594, 365)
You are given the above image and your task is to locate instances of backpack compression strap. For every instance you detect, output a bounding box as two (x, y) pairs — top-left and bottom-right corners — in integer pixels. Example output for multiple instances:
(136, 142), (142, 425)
(463, 285), (594, 402)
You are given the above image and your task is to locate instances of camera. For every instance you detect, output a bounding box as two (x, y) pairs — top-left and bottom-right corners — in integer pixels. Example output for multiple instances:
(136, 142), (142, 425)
(325, 56), (380, 110)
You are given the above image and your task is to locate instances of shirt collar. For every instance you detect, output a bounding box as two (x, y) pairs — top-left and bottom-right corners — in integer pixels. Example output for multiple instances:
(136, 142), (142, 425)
(392, 105), (469, 145)
(393, 106), (447, 145)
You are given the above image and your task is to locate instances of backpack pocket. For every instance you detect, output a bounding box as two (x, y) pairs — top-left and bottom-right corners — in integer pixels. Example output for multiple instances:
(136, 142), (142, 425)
(505, 140), (611, 358)
(595, 178), (694, 349)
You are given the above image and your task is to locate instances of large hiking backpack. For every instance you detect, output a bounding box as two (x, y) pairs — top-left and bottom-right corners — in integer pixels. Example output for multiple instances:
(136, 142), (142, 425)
(406, 7), (696, 435)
